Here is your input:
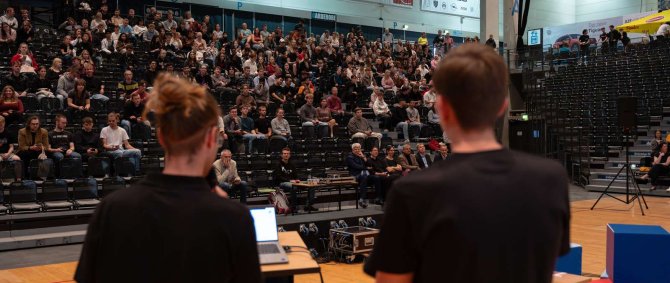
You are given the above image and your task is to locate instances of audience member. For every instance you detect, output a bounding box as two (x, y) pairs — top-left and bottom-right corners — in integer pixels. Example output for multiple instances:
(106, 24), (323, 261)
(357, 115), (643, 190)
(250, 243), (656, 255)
(254, 105), (273, 140)
(100, 112), (141, 174)
(66, 79), (91, 119)
(326, 87), (344, 116)
(74, 117), (102, 160)
(0, 116), (20, 162)
(0, 85), (24, 124)
(397, 143), (419, 172)
(366, 146), (396, 205)
(273, 147), (317, 212)
(271, 108), (291, 141)
(17, 116), (49, 175)
(117, 70), (139, 99)
(433, 143), (449, 162)
(236, 84), (256, 109)
(57, 66), (80, 103)
(415, 143), (432, 169)
(0, 7), (18, 30)
(346, 142), (381, 208)
(30, 66), (55, 101)
(48, 114), (81, 162)
(223, 106), (244, 153)
(4, 61), (26, 95)
(298, 94), (328, 138)
(316, 98), (338, 138)
(239, 105), (265, 153)
(348, 107), (382, 144)
(213, 149), (248, 203)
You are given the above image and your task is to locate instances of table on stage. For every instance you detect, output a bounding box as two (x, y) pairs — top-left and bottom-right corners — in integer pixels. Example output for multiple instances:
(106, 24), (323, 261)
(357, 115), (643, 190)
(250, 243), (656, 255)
(290, 181), (359, 212)
(262, 231), (321, 282)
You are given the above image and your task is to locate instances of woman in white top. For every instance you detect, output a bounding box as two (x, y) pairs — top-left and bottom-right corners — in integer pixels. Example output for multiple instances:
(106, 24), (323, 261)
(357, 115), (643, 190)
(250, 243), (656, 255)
(381, 70), (395, 90)
(423, 89), (436, 109)
(133, 20), (147, 38)
(90, 12), (106, 31)
(212, 24), (223, 42)
(171, 32), (183, 51)
(331, 32), (340, 48)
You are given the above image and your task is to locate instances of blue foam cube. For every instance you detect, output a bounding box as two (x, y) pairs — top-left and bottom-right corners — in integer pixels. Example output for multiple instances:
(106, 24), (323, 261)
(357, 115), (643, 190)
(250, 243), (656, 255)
(606, 224), (670, 283)
(556, 243), (582, 275)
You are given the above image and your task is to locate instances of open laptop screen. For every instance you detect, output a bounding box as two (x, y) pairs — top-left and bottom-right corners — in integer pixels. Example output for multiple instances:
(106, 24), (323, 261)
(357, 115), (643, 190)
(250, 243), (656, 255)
(250, 206), (279, 242)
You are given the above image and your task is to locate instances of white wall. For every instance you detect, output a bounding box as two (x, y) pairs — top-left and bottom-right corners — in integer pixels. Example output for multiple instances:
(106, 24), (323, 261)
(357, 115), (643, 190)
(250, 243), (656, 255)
(575, 0), (658, 22)
(525, 0), (576, 30)
(189, 0), (482, 37)
(525, 0), (658, 30)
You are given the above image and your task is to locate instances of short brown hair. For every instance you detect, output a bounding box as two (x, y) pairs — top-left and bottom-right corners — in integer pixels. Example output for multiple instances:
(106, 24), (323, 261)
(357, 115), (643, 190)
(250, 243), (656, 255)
(433, 44), (508, 130)
(82, 117), (93, 124)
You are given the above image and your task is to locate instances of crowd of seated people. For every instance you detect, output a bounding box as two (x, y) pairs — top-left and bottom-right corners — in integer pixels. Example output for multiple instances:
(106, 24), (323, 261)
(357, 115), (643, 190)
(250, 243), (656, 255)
(0, 3), (473, 205)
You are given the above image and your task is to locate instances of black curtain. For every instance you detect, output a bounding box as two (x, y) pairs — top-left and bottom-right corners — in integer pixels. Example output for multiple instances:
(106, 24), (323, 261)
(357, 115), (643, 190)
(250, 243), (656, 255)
(516, 0), (531, 52)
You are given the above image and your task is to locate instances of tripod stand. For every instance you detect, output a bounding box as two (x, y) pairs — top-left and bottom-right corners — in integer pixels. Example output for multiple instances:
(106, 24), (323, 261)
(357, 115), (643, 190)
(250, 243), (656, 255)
(591, 134), (648, 215)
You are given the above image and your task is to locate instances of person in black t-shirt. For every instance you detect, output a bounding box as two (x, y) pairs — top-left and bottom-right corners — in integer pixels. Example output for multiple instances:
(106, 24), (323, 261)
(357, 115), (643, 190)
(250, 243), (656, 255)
(641, 143), (670, 191)
(48, 114), (81, 162)
(0, 116), (20, 162)
(608, 25), (621, 53)
(364, 44), (570, 283)
(75, 74), (262, 283)
(599, 27), (609, 53)
(578, 29), (591, 57)
(73, 117), (102, 160)
(254, 105), (272, 138)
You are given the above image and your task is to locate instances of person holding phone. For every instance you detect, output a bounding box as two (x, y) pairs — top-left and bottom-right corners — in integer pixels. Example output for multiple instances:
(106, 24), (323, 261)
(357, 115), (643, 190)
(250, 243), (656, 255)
(75, 74), (261, 282)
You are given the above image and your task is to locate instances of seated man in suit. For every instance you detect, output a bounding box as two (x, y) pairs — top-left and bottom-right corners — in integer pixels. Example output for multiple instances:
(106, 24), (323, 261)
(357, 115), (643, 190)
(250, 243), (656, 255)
(346, 143), (381, 208)
(433, 142), (449, 162)
(213, 149), (248, 203)
(415, 143), (432, 169)
(397, 143), (419, 173)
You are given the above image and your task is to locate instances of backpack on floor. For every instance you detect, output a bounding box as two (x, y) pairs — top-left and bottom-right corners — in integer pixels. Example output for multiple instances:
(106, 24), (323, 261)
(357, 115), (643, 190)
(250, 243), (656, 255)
(268, 189), (291, 215)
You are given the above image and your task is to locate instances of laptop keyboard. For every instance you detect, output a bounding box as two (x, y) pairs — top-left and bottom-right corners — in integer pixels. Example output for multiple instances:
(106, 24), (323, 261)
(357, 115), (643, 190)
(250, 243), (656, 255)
(259, 243), (280, 254)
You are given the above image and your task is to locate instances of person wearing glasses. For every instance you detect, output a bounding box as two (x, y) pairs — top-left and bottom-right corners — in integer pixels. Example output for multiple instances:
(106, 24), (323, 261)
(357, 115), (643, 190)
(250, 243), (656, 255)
(75, 74), (262, 282)
(213, 149), (249, 203)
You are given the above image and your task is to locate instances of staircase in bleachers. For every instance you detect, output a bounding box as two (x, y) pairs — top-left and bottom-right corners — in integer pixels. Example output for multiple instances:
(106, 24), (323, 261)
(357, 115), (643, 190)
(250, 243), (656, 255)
(529, 42), (670, 195)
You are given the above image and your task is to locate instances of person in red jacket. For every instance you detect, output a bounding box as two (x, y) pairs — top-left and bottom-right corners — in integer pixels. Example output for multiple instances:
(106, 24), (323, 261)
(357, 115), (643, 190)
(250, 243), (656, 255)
(10, 42), (37, 73)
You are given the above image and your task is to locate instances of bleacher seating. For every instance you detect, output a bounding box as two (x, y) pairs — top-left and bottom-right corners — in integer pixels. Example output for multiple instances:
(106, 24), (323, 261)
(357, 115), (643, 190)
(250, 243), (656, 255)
(0, 6), (451, 213)
(533, 42), (670, 183)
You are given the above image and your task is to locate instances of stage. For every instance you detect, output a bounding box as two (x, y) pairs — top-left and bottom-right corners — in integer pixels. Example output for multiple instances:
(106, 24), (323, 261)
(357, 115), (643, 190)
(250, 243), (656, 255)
(1, 187), (669, 283)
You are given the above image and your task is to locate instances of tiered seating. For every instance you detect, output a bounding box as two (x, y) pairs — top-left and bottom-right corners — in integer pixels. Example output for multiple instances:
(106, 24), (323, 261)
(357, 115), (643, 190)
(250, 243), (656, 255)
(533, 42), (670, 183)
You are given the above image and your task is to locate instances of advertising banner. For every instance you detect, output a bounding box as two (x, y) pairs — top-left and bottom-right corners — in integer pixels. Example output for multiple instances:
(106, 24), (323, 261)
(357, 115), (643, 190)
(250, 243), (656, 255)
(420, 0), (480, 18)
(543, 11), (656, 50)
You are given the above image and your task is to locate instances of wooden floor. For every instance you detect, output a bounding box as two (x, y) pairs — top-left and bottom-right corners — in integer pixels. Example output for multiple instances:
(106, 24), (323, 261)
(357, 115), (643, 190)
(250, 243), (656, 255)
(1, 197), (669, 283)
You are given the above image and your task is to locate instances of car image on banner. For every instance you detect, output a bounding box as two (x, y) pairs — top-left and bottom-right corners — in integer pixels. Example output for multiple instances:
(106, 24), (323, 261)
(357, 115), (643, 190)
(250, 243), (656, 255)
(552, 34), (597, 50)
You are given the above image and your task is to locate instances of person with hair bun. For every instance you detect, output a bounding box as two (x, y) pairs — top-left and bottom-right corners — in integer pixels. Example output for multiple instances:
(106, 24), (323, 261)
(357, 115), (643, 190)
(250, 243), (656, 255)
(75, 74), (262, 282)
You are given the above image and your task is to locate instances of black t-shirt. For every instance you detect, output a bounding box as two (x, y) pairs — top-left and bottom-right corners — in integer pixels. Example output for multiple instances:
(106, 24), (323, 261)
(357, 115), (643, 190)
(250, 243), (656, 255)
(75, 173), (262, 283)
(653, 151), (669, 164)
(364, 149), (570, 283)
(579, 34), (590, 46)
(49, 130), (74, 151)
(367, 156), (388, 173)
(254, 117), (271, 135)
(0, 128), (14, 153)
(269, 85), (285, 102)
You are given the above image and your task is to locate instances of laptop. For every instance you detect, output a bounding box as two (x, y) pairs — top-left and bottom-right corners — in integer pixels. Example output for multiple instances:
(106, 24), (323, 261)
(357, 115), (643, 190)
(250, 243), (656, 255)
(250, 206), (289, 265)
